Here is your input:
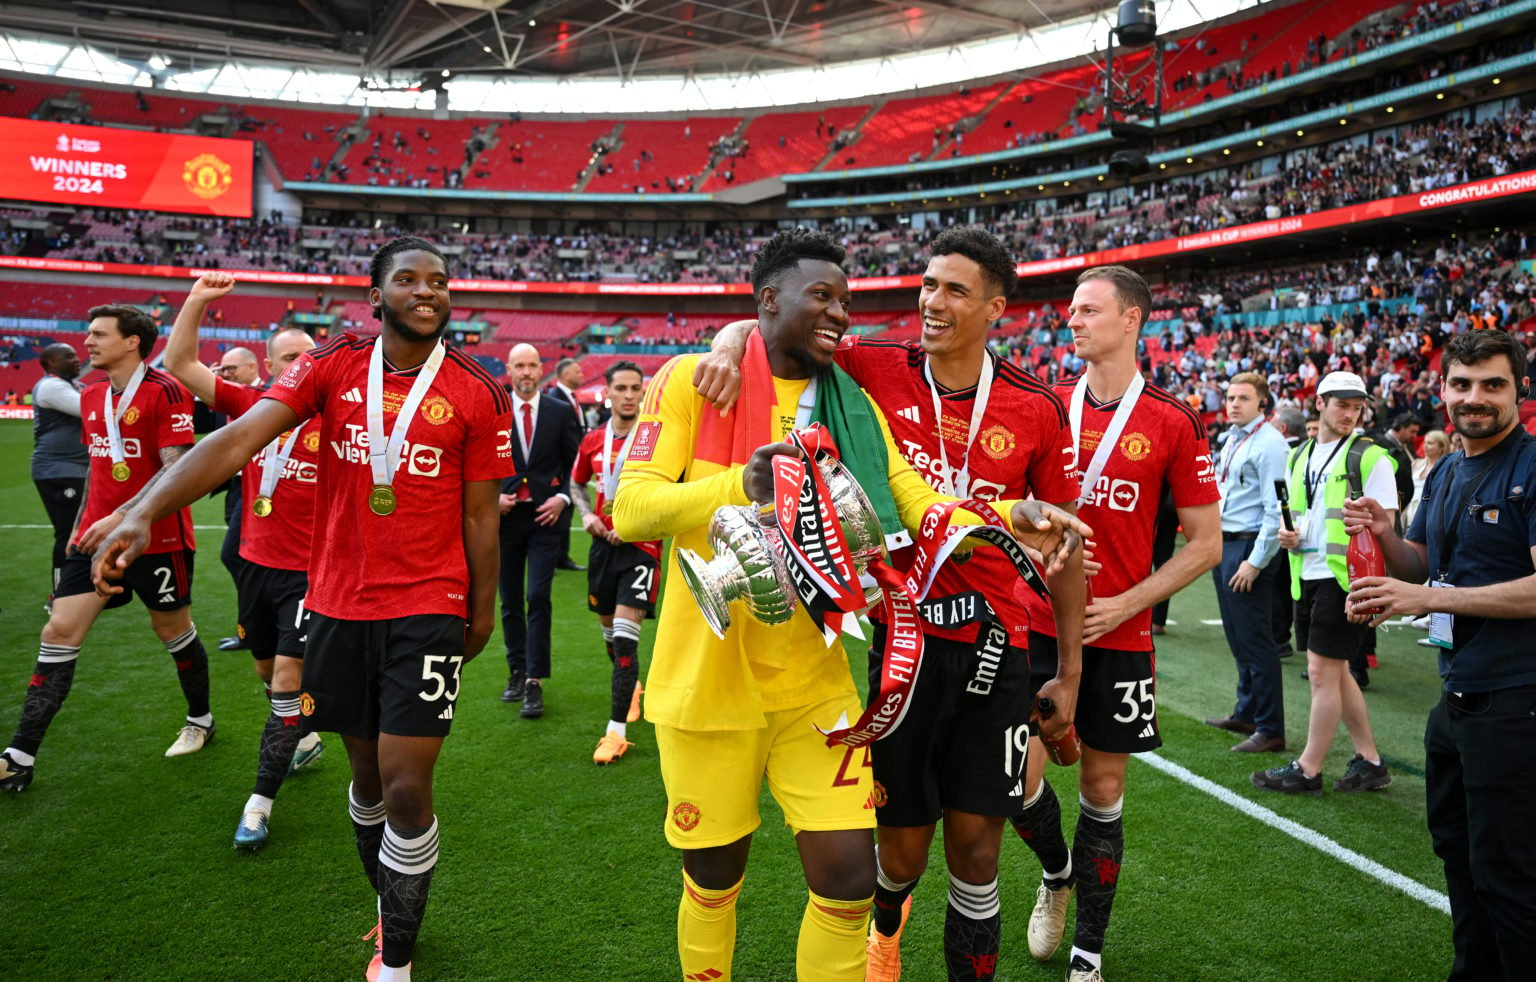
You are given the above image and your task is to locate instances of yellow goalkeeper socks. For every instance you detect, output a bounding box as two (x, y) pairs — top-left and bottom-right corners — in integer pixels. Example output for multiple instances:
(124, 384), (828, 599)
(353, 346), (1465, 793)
(678, 870), (740, 981)
(796, 889), (872, 982)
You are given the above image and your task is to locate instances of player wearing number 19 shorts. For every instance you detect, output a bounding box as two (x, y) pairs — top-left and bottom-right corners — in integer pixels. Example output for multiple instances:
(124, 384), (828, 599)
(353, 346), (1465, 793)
(1013, 266), (1221, 982)
(94, 238), (513, 982)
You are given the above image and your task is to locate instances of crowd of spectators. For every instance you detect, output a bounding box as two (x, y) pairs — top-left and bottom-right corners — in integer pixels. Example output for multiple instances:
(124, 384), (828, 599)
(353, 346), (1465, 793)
(13, 100), (1529, 285)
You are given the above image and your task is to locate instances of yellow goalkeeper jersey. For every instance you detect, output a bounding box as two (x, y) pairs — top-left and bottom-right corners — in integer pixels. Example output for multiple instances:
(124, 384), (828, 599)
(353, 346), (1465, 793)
(614, 353), (1014, 732)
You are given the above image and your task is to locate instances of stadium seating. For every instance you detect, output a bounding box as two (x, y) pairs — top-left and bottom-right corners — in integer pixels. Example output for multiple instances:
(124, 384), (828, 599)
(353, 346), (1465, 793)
(463, 118), (616, 192)
(833, 82), (1011, 170)
(701, 105), (869, 190)
(585, 117), (741, 194)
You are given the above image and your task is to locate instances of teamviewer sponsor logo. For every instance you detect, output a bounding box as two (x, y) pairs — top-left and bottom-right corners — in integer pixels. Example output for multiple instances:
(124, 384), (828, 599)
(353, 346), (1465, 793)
(407, 444), (443, 477)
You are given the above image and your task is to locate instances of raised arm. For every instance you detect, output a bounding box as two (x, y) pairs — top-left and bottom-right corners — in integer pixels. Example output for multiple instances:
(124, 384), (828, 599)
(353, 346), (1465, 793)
(165, 273), (237, 405)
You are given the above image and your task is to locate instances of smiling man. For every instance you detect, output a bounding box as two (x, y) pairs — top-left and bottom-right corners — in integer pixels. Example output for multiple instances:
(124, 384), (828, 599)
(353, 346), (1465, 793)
(91, 236), (513, 982)
(699, 227), (1083, 982)
(614, 228), (1089, 982)
(1343, 330), (1536, 981)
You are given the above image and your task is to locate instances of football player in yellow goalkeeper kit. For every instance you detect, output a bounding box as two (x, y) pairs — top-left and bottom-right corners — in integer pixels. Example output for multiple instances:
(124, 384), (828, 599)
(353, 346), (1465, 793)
(613, 228), (1088, 982)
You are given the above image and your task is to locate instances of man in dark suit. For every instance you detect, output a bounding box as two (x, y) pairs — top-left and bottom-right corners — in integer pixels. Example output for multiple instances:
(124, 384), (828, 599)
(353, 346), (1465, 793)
(500, 343), (582, 717)
(544, 357), (588, 571)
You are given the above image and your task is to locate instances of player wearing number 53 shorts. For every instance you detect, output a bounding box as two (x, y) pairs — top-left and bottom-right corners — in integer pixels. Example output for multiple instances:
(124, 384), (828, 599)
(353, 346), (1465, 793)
(92, 238), (514, 982)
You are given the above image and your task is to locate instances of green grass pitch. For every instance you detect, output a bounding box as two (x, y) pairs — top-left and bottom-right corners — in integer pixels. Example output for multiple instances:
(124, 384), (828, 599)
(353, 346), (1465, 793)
(0, 420), (1450, 980)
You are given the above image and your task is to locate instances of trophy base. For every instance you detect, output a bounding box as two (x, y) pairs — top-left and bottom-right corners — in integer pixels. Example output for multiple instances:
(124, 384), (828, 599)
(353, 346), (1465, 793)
(677, 547), (733, 640)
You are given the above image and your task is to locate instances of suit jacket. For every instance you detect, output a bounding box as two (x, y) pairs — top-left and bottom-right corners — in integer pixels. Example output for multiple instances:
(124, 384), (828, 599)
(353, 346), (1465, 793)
(544, 383), (589, 433)
(504, 395), (582, 509)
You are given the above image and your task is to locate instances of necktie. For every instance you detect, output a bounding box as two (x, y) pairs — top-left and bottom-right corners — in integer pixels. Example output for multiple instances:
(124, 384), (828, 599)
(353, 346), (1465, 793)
(517, 403), (533, 501)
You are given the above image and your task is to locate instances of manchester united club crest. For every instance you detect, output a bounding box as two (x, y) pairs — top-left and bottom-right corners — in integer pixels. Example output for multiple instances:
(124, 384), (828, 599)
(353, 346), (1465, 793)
(122, 406), (141, 426)
(979, 424), (1015, 460)
(672, 801), (701, 832)
(1119, 431), (1152, 461)
(420, 394), (455, 426)
(304, 430), (321, 452)
(299, 692), (316, 716)
(869, 780), (888, 809)
(183, 153), (233, 200)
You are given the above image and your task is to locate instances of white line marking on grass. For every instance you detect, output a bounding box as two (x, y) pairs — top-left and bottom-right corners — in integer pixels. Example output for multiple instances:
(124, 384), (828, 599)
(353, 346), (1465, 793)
(0, 524), (228, 530)
(1135, 751), (1450, 914)
(1199, 619), (1224, 625)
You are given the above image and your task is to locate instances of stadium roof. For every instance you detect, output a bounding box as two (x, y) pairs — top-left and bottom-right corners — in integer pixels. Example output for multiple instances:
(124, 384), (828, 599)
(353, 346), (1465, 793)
(1, 0), (1253, 112)
(6, 0), (1099, 77)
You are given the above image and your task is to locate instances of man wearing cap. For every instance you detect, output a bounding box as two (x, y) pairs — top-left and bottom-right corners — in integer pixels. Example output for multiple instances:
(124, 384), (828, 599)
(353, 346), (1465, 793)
(1253, 371), (1397, 795)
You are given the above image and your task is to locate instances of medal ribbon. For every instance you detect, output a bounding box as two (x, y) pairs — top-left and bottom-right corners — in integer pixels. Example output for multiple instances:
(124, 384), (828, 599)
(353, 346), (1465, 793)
(1069, 372), (1145, 507)
(257, 425), (307, 503)
(598, 418), (640, 503)
(921, 353), (994, 497)
(366, 337), (446, 492)
(102, 362), (147, 470)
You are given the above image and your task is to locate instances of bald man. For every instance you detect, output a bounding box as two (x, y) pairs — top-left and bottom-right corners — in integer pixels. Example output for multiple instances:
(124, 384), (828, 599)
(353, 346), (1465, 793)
(498, 343), (582, 715)
(31, 343), (88, 592)
(214, 346), (260, 385)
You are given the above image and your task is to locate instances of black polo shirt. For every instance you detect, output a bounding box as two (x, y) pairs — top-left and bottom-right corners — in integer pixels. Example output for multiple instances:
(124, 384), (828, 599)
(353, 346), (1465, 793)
(1406, 427), (1536, 692)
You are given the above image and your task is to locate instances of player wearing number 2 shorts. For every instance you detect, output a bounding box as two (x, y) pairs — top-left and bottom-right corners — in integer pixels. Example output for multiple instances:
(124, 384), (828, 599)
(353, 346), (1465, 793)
(0, 302), (209, 796)
(1012, 266), (1221, 982)
(93, 237), (513, 982)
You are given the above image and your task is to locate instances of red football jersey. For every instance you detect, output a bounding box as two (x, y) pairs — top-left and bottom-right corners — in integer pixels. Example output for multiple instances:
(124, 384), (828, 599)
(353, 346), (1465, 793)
(213, 377), (321, 573)
(835, 337), (1079, 647)
(1023, 375), (1220, 651)
(571, 426), (661, 560)
(76, 366), (195, 555)
(263, 335), (515, 620)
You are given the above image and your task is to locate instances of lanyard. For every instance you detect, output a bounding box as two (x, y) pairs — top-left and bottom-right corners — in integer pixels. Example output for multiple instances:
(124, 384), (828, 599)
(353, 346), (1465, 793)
(598, 419), (640, 501)
(366, 337), (445, 491)
(102, 363), (147, 466)
(1300, 437), (1346, 509)
(922, 353), (994, 497)
(258, 425), (306, 501)
(1219, 417), (1263, 484)
(1069, 372), (1145, 507)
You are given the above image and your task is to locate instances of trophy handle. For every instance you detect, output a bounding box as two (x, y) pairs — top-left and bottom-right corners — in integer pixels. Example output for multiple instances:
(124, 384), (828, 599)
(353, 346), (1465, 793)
(676, 547), (734, 640)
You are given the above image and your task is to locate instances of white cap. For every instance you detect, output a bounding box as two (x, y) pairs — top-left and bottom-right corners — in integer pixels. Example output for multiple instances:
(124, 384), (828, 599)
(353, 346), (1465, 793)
(1317, 371), (1368, 400)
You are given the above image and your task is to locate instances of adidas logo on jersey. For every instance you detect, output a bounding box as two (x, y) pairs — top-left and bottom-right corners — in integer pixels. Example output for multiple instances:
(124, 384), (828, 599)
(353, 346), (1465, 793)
(341, 387), (363, 403)
(896, 405), (922, 422)
(438, 705), (454, 720)
(1137, 722), (1156, 739)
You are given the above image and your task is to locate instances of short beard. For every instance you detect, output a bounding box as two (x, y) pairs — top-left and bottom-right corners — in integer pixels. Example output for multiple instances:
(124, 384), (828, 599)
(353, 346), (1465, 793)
(380, 304), (449, 342)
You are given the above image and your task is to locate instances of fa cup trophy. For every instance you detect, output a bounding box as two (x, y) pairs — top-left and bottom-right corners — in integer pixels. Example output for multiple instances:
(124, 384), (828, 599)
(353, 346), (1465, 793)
(677, 455), (886, 638)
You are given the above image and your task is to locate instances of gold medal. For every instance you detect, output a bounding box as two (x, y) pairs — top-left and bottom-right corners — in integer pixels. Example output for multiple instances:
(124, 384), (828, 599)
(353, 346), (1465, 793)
(368, 485), (396, 516)
(111, 461), (130, 482)
(251, 496), (274, 518)
(602, 499), (614, 517)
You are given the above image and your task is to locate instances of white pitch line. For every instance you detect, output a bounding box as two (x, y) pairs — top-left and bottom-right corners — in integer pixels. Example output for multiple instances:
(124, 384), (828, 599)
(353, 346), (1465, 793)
(1135, 751), (1450, 914)
(0, 524), (229, 530)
